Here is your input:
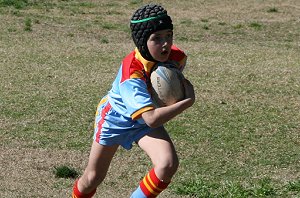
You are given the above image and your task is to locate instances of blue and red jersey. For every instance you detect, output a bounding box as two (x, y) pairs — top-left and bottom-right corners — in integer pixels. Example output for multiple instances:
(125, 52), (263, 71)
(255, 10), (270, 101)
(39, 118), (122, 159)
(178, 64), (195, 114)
(107, 45), (187, 122)
(93, 45), (187, 149)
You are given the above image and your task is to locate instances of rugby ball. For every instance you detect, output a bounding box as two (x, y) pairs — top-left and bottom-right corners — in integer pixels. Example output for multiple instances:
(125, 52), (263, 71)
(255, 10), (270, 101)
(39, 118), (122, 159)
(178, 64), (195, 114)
(150, 62), (185, 107)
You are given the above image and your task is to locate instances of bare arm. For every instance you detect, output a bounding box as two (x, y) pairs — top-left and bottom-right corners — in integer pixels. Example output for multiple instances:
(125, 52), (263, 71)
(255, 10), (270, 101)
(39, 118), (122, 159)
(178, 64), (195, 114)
(142, 79), (195, 128)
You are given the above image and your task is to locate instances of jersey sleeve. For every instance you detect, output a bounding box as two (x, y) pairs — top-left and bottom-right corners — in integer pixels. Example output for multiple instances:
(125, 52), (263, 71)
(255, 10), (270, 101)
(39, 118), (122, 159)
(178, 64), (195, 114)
(169, 45), (188, 72)
(119, 78), (154, 120)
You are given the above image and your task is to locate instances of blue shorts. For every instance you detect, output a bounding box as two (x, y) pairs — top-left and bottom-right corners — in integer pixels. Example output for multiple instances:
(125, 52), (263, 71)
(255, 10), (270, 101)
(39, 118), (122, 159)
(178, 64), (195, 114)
(93, 97), (154, 150)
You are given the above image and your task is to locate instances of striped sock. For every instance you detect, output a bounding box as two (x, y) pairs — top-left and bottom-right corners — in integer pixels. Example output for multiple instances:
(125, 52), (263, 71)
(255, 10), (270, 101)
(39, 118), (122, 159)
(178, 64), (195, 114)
(131, 168), (170, 198)
(72, 179), (96, 198)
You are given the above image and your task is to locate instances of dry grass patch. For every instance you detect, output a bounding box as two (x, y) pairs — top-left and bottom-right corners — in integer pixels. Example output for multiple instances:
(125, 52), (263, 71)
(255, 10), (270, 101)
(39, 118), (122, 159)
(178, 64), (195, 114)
(0, 141), (183, 197)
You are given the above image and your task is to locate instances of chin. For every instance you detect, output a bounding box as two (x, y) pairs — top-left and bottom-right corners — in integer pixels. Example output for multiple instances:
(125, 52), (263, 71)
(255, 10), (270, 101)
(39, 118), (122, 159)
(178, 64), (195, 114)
(158, 56), (169, 63)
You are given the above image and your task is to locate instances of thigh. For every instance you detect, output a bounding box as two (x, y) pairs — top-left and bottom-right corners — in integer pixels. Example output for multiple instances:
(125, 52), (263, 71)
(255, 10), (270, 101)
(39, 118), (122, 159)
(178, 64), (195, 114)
(137, 127), (178, 168)
(86, 141), (119, 171)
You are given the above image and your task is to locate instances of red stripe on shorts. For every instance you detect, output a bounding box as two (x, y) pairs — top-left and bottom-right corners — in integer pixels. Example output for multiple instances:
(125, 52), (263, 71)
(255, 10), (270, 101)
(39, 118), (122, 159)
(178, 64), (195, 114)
(95, 102), (112, 143)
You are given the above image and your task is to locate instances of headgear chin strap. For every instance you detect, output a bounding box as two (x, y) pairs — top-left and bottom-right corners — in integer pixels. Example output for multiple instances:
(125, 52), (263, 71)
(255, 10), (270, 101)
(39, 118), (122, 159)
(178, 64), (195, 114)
(130, 4), (173, 62)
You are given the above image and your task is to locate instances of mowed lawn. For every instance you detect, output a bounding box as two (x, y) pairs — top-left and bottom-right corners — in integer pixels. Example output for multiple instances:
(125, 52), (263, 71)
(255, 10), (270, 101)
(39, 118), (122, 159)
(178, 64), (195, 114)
(0, 0), (300, 197)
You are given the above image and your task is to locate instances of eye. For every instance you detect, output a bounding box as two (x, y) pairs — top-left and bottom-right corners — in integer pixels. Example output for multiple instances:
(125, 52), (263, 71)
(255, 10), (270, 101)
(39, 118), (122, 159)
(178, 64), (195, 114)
(166, 33), (173, 39)
(154, 36), (161, 41)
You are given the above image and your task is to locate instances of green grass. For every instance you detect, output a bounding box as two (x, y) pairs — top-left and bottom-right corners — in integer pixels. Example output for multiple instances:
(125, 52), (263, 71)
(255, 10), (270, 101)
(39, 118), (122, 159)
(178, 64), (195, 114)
(286, 180), (300, 192)
(0, 0), (28, 9)
(1, 0), (300, 197)
(267, 7), (279, 13)
(172, 177), (279, 197)
(24, 17), (32, 31)
(54, 165), (79, 179)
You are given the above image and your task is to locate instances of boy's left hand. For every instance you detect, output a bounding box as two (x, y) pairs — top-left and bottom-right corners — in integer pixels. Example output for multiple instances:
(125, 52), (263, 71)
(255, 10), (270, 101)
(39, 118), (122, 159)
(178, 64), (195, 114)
(183, 79), (195, 106)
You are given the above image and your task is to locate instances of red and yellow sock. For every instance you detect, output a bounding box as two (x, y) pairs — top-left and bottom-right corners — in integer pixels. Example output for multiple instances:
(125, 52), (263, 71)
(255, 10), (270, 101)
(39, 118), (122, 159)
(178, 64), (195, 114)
(132, 168), (170, 198)
(72, 179), (96, 198)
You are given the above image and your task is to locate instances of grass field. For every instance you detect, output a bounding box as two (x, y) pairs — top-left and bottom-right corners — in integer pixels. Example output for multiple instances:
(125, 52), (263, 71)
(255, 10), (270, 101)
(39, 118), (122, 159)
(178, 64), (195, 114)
(0, 0), (300, 197)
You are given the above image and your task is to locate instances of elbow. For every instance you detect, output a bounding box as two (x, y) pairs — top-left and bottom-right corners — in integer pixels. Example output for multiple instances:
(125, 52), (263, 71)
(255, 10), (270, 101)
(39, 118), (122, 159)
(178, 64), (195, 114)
(147, 122), (162, 129)
(145, 118), (161, 128)
(142, 111), (162, 128)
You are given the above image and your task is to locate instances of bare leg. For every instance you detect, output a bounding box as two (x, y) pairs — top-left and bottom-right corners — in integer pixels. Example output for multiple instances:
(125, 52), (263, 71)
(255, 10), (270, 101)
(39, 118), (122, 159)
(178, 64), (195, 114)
(77, 141), (119, 193)
(137, 127), (179, 182)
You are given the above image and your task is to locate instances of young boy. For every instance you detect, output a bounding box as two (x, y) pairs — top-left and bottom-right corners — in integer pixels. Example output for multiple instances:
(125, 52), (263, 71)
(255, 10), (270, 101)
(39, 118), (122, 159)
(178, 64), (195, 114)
(72, 3), (195, 198)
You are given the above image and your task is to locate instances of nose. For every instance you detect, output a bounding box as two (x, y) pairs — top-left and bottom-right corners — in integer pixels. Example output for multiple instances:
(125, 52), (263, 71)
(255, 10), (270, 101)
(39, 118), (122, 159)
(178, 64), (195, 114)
(161, 38), (168, 47)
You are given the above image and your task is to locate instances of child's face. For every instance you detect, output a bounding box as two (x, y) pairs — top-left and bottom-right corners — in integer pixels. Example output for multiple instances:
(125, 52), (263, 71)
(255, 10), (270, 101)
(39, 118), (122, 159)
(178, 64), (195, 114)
(147, 29), (173, 62)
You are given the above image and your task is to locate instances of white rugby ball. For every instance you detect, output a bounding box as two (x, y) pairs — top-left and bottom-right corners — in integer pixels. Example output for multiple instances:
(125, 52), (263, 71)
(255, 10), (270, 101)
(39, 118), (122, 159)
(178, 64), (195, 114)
(150, 62), (185, 107)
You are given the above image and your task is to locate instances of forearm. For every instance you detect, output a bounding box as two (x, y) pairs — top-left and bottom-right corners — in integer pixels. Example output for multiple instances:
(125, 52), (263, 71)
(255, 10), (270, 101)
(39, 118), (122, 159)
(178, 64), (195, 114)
(142, 98), (193, 128)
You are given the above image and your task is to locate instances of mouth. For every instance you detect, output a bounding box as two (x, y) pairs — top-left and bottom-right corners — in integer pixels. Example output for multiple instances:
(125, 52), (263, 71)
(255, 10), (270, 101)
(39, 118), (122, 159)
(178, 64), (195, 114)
(161, 50), (169, 56)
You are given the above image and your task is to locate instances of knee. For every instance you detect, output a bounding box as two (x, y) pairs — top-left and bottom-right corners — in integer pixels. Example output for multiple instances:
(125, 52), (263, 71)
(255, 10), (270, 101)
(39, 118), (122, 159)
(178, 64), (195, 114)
(80, 170), (106, 191)
(166, 156), (179, 174)
(156, 154), (179, 177)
